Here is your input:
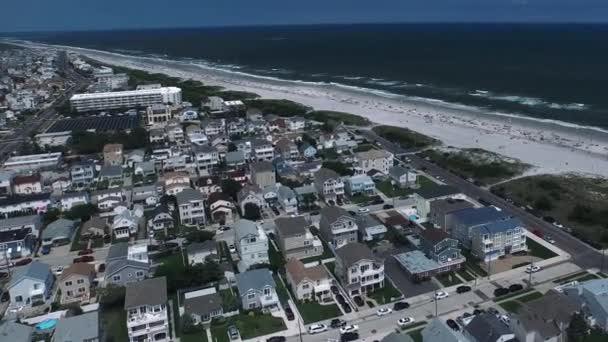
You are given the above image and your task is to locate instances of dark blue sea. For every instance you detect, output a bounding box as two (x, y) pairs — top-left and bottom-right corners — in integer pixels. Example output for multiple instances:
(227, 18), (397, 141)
(14, 24), (608, 129)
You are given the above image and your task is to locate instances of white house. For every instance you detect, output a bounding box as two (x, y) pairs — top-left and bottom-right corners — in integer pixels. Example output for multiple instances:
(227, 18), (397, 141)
(285, 259), (332, 301)
(176, 188), (206, 227)
(112, 209), (141, 239)
(356, 149), (394, 175)
(59, 192), (90, 211)
(8, 261), (54, 308)
(234, 219), (269, 272)
(335, 242), (384, 296)
(125, 277), (169, 342)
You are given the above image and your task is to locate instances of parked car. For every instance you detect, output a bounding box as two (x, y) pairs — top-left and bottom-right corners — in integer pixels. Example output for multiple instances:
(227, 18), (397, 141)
(340, 325), (359, 335)
(397, 317), (415, 327)
(41, 245), (51, 255)
(435, 291), (449, 300)
(509, 284), (524, 292)
(331, 286), (340, 295)
(218, 226), (231, 231)
(446, 319), (460, 331)
(353, 296), (364, 307)
(331, 319), (346, 329)
(340, 332), (359, 342)
(164, 242), (179, 249)
(336, 294), (346, 304)
(544, 236), (556, 244)
(393, 302), (410, 311)
(383, 204), (394, 210)
(494, 288), (509, 297)
(358, 208), (370, 214)
(78, 249), (93, 256)
(342, 303), (352, 313)
(267, 337), (286, 342)
(73, 255), (94, 264)
(473, 309), (484, 315)
(376, 308), (392, 316)
(51, 266), (64, 276)
(308, 324), (328, 334)
(15, 258), (32, 266)
(456, 285), (472, 294)
(98, 263), (106, 272)
(371, 198), (384, 205)
(285, 307), (295, 321)
(525, 265), (541, 273)
(1, 290), (9, 302)
(228, 325), (240, 340)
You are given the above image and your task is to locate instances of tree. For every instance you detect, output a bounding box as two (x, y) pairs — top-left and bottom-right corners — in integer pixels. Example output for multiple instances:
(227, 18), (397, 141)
(181, 314), (202, 334)
(567, 313), (589, 342)
(97, 284), (126, 307)
(228, 143), (237, 152)
(65, 204), (98, 221)
(243, 203), (261, 220)
(300, 193), (317, 210)
(221, 179), (243, 201)
(185, 230), (215, 243)
(42, 208), (61, 226)
(322, 161), (353, 176)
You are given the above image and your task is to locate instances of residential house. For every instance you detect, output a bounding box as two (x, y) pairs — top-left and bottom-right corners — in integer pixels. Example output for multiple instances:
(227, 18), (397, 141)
(176, 188), (206, 226)
(0, 225), (35, 259)
(275, 216), (323, 261)
(195, 176), (222, 197)
(235, 268), (279, 310)
(132, 185), (159, 206)
(388, 166), (417, 188)
(0, 170), (15, 195)
(126, 149), (145, 166)
(299, 143), (317, 159)
(12, 173), (42, 195)
(52, 311), (100, 342)
(105, 243), (150, 286)
(103, 143), (123, 166)
(237, 184), (266, 213)
(225, 150), (246, 168)
(112, 209), (142, 239)
(0, 193), (52, 216)
(0, 321), (33, 342)
(319, 206), (358, 248)
(163, 171), (190, 196)
(134, 161), (156, 176)
(8, 261), (54, 308)
(59, 191), (90, 211)
(413, 185), (462, 220)
(92, 188), (124, 211)
(422, 318), (471, 342)
(125, 277), (169, 342)
(166, 123), (185, 143)
(98, 165), (123, 182)
(276, 184), (298, 214)
(470, 217), (527, 262)
(81, 216), (106, 238)
(563, 279), (608, 330)
(147, 205), (174, 232)
(335, 242), (384, 296)
(186, 240), (218, 265)
(344, 174), (376, 196)
(193, 144), (219, 175)
(203, 119), (225, 136)
(446, 206), (511, 249)
(207, 192), (236, 225)
(464, 312), (515, 342)
(184, 288), (224, 324)
(356, 149), (393, 175)
(250, 161), (276, 188)
(42, 218), (77, 246)
(314, 168), (345, 201)
(58, 263), (96, 305)
(274, 137), (299, 161)
(429, 198), (475, 231)
(381, 332), (415, 342)
(149, 128), (166, 144)
(286, 116), (306, 131)
(356, 215), (387, 241)
(234, 219), (269, 272)
(252, 139), (274, 161)
(285, 259), (332, 301)
(227, 169), (248, 186)
(511, 290), (579, 342)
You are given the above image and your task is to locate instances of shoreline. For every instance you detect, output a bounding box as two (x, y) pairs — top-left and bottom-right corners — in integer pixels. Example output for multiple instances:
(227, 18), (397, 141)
(17, 40), (608, 178)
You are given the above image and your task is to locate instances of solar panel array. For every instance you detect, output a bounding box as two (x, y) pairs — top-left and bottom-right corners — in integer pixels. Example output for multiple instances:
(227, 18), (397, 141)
(46, 115), (140, 133)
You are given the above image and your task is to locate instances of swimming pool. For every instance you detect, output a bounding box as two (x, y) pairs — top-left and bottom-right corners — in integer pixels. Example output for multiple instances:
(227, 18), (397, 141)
(36, 319), (57, 330)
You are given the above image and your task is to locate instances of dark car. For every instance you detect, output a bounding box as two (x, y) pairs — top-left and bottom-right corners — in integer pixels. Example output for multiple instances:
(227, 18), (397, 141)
(509, 284), (524, 292)
(267, 337), (286, 342)
(164, 234), (177, 241)
(371, 199), (384, 205)
(336, 198), (344, 206)
(383, 204), (394, 210)
(336, 294), (346, 304)
(73, 255), (94, 264)
(1, 290), (9, 302)
(342, 303), (352, 313)
(41, 245), (51, 255)
(285, 307), (295, 321)
(331, 319), (346, 328)
(353, 296), (364, 307)
(494, 288), (509, 297)
(393, 302), (410, 311)
(456, 285), (472, 294)
(148, 244), (160, 251)
(310, 211), (320, 216)
(15, 258), (32, 266)
(341, 332), (359, 342)
(473, 309), (485, 315)
(164, 242), (179, 249)
(0, 272), (8, 279)
(98, 263), (106, 272)
(78, 249), (93, 256)
(348, 210), (357, 216)
(331, 285), (340, 295)
(446, 319), (460, 331)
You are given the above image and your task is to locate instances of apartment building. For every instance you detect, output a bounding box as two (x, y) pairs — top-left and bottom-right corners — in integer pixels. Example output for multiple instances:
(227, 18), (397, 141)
(125, 277), (169, 342)
(3, 152), (62, 173)
(356, 149), (394, 175)
(176, 189), (206, 227)
(193, 144), (219, 175)
(146, 104), (172, 125)
(70, 87), (181, 112)
(470, 217), (527, 262)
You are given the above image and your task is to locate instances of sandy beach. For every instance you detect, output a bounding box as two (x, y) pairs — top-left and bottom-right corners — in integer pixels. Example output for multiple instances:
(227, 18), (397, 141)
(22, 42), (608, 178)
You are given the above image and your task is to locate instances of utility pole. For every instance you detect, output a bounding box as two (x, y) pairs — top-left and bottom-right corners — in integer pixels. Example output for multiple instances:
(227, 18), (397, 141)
(528, 254), (533, 288)
(298, 317), (303, 342)
(434, 292), (438, 317)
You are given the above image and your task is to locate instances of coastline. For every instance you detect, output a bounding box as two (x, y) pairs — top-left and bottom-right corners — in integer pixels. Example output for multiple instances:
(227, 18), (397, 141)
(18, 40), (608, 178)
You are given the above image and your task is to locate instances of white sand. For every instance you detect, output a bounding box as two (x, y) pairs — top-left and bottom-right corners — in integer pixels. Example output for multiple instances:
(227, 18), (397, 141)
(29, 42), (608, 178)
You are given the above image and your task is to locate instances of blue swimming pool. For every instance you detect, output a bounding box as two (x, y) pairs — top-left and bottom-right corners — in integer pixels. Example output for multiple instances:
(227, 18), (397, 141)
(36, 319), (57, 330)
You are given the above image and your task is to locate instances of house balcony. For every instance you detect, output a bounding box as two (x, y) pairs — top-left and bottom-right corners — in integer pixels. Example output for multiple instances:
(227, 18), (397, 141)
(259, 293), (279, 308)
(127, 311), (168, 328)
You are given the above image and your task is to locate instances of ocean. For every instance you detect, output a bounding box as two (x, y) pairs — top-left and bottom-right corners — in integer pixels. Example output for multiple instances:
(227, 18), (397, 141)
(15, 24), (608, 129)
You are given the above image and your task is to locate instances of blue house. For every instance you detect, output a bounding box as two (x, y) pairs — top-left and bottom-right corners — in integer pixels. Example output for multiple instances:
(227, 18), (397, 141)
(445, 207), (509, 248)
(299, 143), (317, 159)
(8, 261), (54, 308)
(470, 217), (527, 261)
(344, 175), (375, 196)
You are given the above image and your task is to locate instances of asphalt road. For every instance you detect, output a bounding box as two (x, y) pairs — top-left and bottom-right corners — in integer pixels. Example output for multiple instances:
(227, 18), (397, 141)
(355, 128), (605, 270)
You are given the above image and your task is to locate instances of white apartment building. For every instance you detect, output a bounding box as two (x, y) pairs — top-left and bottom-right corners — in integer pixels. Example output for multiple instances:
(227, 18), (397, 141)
(125, 277), (169, 342)
(3, 152), (62, 173)
(176, 188), (206, 226)
(96, 73), (129, 90)
(234, 219), (269, 272)
(356, 149), (394, 175)
(336, 242), (385, 296)
(70, 87), (182, 112)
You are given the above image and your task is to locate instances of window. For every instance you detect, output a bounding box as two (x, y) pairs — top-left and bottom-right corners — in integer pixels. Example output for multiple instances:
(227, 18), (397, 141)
(249, 303), (256, 309)
(128, 273), (132, 278)
(66, 291), (73, 296)
(360, 265), (370, 273)
(249, 237), (257, 243)
(136, 271), (144, 277)
(302, 284), (310, 290)
(15, 296), (23, 302)
(78, 287), (86, 293)
(65, 281), (73, 287)
(248, 293), (255, 299)
(351, 267), (358, 274)
(76, 279), (84, 284)
(263, 288), (271, 296)
(113, 275), (121, 282)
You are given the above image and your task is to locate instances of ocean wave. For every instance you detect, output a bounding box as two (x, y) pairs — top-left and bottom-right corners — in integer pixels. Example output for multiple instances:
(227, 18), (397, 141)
(342, 76), (365, 80)
(469, 91), (588, 111)
(368, 80), (401, 86)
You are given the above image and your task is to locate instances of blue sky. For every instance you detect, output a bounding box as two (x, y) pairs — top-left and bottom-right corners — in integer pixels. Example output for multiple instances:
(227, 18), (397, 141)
(2, 0), (608, 32)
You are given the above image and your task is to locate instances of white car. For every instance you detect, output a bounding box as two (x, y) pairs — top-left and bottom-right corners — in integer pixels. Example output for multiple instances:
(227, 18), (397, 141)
(435, 291), (449, 300)
(376, 308), (393, 316)
(397, 317), (416, 327)
(358, 208), (370, 214)
(525, 265), (541, 273)
(340, 325), (359, 334)
(51, 266), (64, 276)
(544, 236), (556, 244)
(308, 324), (328, 334)
(228, 244), (236, 253)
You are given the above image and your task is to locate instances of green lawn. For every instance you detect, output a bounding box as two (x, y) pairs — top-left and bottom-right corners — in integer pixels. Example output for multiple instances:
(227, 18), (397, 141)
(350, 193), (374, 204)
(354, 144), (376, 152)
(234, 313), (286, 339)
(408, 328), (424, 342)
(499, 300), (522, 313)
(456, 269), (476, 281)
(268, 243), (286, 271)
(556, 271), (590, 284)
(585, 329), (608, 341)
(182, 331), (208, 342)
(516, 291), (544, 303)
(297, 301), (341, 324)
(368, 280), (402, 304)
(210, 319), (230, 342)
(219, 289), (238, 312)
(435, 273), (463, 287)
(169, 293), (181, 337)
(273, 274), (291, 305)
(299, 238), (335, 264)
(400, 321), (427, 331)
(576, 274), (600, 282)
(375, 180), (413, 198)
(527, 239), (558, 259)
(462, 250), (488, 277)
(498, 291), (543, 313)
(495, 288), (535, 302)
(101, 305), (128, 342)
(325, 262), (337, 277)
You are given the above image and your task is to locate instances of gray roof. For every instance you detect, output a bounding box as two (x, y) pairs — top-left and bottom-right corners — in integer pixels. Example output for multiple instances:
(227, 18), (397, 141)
(275, 216), (308, 237)
(106, 258), (150, 277)
(314, 168), (340, 183)
(236, 269), (276, 294)
(99, 165), (123, 178)
(0, 321), (33, 341)
(430, 198), (474, 215)
(82, 216), (106, 234)
(381, 332), (415, 342)
(125, 276), (167, 308)
(41, 218), (76, 241)
(135, 161), (155, 172)
(0, 170), (16, 183)
(8, 261), (51, 288)
(415, 185), (460, 200)
(0, 215), (41, 230)
(321, 206), (353, 225)
(277, 185), (296, 201)
(234, 219), (259, 241)
(250, 161), (273, 173)
(448, 207), (509, 226)
(237, 184), (263, 203)
(422, 318), (469, 342)
(481, 217), (523, 234)
(465, 313), (513, 342)
(388, 165), (409, 178)
(187, 240), (217, 255)
(356, 214), (384, 229)
(193, 144), (218, 154)
(176, 188), (204, 205)
(184, 291), (223, 317)
(394, 250), (442, 274)
(53, 311), (99, 342)
(336, 242), (376, 269)
(106, 242), (128, 261)
(225, 150), (245, 164)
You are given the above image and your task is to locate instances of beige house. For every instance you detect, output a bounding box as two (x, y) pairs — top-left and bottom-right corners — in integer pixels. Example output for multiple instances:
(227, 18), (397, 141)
(103, 143), (124, 166)
(59, 263), (96, 305)
(275, 216), (323, 261)
(335, 242), (384, 296)
(250, 161), (275, 188)
(285, 259), (332, 301)
(356, 149), (394, 175)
